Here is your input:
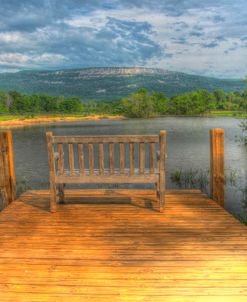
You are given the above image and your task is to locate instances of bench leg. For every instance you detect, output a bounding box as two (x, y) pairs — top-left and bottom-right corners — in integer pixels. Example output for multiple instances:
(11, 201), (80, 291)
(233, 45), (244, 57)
(58, 184), (65, 204)
(50, 182), (57, 213)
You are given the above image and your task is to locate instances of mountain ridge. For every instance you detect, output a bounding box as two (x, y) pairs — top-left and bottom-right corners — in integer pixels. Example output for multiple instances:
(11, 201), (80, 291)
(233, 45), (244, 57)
(0, 67), (245, 101)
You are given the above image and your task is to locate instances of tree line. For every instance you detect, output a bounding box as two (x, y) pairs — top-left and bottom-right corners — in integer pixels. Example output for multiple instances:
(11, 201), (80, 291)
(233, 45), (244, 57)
(0, 88), (246, 117)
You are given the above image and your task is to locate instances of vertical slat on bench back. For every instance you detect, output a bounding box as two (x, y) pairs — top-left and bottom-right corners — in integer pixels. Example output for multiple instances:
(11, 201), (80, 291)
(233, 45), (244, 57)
(99, 143), (104, 176)
(129, 143), (135, 175)
(88, 143), (94, 175)
(139, 142), (145, 175)
(149, 142), (155, 174)
(78, 143), (84, 175)
(119, 143), (125, 175)
(109, 143), (114, 175)
(68, 143), (75, 176)
(58, 143), (64, 175)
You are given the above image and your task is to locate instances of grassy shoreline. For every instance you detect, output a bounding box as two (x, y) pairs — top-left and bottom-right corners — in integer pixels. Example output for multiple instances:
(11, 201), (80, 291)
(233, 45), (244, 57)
(203, 110), (247, 118)
(0, 110), (246, 128)
(0, 114), (125, 128)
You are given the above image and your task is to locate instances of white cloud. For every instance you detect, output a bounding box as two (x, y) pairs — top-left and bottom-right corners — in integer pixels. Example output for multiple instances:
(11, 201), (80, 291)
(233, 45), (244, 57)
(0, 53), (65, 68)
(0, 32), (25, 43)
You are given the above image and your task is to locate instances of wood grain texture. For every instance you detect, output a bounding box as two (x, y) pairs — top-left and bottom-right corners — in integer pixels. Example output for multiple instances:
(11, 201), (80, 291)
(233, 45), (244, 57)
(149, 142), (156, 174)
(0, 132), (8, 208)
(98, 143), (104, 176)
(158, 130), (166, 212)
(88, 144), (94, 176)
(119, 143), (125, 175)
(129, 143), (135, 176)
(57, 143), (64, 176)
(6, 131), (16, 202)
(68, 144), (75, 176)
(46, 132), (57, 212)
(139, 143), (145, 175)
(210, 129), (224, 207)
(1, 189), (247, 301)
(52, 136), (159, 144)
(109, 143), (114, 175)
(78, 144), (84, 175)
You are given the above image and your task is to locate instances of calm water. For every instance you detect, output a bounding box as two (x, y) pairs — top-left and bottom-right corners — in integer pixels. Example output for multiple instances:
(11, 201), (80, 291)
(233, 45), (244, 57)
(9, 117), (247, 216)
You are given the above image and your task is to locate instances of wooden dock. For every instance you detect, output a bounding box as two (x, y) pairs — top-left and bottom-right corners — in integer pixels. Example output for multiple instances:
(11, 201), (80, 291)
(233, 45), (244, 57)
(1, 189), (247, 301)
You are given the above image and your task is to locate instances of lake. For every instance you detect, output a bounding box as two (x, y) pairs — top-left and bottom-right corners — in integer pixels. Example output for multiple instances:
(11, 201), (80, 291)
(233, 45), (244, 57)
(9, 116), (247, 216)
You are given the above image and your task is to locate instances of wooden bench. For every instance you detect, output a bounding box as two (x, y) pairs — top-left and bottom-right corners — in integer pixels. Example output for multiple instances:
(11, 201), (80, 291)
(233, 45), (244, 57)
(46, 131), (166, 213)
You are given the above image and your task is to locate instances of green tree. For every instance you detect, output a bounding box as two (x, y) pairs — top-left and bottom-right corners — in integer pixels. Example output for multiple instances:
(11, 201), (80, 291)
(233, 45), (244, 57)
(151, 92), (168, 114)
(59, 97), (82, 112)
(9, 92), (31, 113)
(0, 92), (9, 113)
(122, 89), (155, 118)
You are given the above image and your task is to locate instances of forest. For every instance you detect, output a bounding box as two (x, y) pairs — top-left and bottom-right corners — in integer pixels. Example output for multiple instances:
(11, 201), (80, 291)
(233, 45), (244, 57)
(0, 88), (246, 118)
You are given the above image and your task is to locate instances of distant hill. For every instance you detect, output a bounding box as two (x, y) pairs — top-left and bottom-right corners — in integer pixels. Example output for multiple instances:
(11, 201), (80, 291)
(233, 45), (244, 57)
(0, 67), (245, 101)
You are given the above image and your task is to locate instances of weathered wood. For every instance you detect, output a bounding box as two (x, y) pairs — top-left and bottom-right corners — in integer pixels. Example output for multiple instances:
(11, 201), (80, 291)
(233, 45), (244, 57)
(57, 144), (65, 203)
(149, 142), (155, 174)
(6, 131), (16, 202)
(1, 133), (11, 206)
(78, 144), (84, 175)
(88, 144), (94, 176)
(158, 130), (166, 212)
(57, 144), (64, 175)
(0, 131), (16, 208)
(119, 143), (125, 175)
(46, 132), (57, 212)
(109, 143), (114, 175)
(68, 144), (75, 176)
(47, 131), (166, 209)
(139, 143), (145, 175)
(56, 174), (157, 184)
(52, 135), (159, 144)
(210, 128), (224, 207)
(0, 133), (8, 208)
(129, 143), (135, 175)
(1, 189), (247, 301)
(98, 143), (104, 176)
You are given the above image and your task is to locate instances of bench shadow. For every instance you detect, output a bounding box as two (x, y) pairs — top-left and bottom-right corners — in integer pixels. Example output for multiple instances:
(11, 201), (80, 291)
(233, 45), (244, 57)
(20, 190), (159, 212)
(64, 193), (158, 212)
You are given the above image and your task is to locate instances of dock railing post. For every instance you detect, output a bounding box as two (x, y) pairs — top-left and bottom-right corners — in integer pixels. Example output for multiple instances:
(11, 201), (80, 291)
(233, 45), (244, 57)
(210, 128), (224, 207)
(0, 130), (16, 209)
(159, 130), (166, 212)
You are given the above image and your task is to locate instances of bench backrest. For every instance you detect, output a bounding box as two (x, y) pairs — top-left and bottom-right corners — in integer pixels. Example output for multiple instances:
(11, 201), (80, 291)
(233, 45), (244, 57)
(46, 131), (166, 179)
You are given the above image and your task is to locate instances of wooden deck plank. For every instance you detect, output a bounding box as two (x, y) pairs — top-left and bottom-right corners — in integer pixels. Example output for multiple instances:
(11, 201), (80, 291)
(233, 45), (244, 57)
(0, 189), (247, 301)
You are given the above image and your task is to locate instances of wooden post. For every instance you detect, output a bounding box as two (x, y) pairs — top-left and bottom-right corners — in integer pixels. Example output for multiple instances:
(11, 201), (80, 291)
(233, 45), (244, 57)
(46, 132), (57, 213)
(0, 130), (16, 209)
(210, 128), (224, 207)
(7, 131), (16, 202)
(159, 130), (166, 212)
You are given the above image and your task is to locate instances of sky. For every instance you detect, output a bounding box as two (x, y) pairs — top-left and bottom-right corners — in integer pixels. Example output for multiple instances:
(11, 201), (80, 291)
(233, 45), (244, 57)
(0, 0), (246, 78)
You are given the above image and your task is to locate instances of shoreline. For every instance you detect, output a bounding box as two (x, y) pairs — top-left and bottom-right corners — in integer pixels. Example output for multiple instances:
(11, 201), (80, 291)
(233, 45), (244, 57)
(0, 115), (125, 129)
(0, 111), (246, 129)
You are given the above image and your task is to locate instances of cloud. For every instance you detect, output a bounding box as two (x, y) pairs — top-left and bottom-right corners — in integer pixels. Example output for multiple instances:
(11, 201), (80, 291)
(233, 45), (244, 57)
(0, 53), (66, 68)
(0, 0), (246, 77)
(202, 42), (219, 48)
